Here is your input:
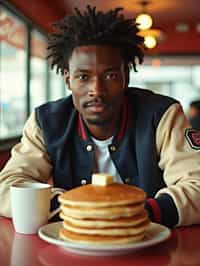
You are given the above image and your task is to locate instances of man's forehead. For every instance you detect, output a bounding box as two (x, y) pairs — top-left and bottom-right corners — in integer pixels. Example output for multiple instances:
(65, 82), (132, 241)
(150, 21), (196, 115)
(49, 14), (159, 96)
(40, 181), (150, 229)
(68, 45), (124, 67)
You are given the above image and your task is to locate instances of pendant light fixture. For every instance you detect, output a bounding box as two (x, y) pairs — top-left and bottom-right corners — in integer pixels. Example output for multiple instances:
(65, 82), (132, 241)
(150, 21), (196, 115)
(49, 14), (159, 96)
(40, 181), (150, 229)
(136, 1), (153, 30)
(136, 0), (164, 49)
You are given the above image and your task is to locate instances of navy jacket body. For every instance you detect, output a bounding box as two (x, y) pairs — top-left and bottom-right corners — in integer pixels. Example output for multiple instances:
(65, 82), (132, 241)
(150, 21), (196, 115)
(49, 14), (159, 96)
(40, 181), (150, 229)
(36, 88), (179, 226)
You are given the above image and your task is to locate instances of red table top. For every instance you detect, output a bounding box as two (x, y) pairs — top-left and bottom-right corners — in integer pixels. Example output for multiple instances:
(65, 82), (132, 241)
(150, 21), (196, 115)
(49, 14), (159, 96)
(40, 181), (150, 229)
(0, 217), (200, 266)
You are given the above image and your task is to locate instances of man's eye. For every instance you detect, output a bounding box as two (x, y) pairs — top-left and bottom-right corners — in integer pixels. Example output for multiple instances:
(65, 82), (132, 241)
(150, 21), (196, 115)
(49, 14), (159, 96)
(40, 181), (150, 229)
(104, 72), (118, 80)
(78, 74), (89, 81)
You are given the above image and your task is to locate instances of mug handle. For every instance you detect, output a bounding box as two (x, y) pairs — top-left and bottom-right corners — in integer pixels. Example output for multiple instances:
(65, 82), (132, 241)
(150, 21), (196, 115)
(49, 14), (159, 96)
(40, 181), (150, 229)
(49, 187), (65, 220)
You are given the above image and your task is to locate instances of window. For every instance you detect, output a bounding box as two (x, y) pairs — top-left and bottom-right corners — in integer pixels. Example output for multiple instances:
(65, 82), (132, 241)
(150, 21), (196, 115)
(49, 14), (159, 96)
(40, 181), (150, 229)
(49, 71), (67, 101)
(0, 7), (27, 139)
(0, 3), (71, 147)
(30, 30), (47, 111)
(130, 56), (200, 112)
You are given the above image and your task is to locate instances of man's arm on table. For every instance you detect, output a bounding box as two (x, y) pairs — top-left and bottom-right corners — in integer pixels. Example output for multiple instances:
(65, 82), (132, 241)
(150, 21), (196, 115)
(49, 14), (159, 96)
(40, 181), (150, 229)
(0, 112), (52, 217)
(148, 103), (200, 227)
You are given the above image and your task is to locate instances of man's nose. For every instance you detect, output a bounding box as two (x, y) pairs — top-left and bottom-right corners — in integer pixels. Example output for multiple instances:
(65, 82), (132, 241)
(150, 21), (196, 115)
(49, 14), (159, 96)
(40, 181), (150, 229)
(88, 77), (106, 97)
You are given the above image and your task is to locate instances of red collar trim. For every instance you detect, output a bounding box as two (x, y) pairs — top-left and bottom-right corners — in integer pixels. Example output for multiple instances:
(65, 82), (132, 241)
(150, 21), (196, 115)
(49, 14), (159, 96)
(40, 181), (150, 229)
(78, 114), (87, 141)
(117, 98), (130, 141)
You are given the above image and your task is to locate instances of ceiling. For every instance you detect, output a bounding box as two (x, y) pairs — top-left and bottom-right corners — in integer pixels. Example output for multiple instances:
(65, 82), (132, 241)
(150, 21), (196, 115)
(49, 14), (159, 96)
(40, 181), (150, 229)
(6, 0), (200, 54)
(57, 0), (200, 25)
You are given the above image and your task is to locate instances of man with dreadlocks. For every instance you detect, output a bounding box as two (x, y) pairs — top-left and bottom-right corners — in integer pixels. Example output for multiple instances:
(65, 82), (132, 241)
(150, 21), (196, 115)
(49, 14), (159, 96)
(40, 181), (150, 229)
(1, 5), (200, 228)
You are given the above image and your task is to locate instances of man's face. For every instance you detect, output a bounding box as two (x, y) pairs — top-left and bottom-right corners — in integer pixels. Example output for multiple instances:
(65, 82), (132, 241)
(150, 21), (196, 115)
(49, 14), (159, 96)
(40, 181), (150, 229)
(65, 45), (128, 127)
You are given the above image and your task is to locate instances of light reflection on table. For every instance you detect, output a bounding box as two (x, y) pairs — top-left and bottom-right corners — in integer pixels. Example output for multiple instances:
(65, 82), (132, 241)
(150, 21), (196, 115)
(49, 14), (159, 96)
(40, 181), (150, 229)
(0, 217), (200, 266)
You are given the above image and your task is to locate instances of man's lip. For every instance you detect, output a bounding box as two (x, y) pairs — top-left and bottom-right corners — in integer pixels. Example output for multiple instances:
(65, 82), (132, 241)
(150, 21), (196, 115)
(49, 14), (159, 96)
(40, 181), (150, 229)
(84, 100), (106, 107)
(85, 102), (106, 112)
(86, 102), (105, 107)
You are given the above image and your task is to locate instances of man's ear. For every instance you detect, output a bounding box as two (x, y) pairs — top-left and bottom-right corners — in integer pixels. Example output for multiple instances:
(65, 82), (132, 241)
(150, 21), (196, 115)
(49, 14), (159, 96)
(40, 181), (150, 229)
(64, 70), (71, 90)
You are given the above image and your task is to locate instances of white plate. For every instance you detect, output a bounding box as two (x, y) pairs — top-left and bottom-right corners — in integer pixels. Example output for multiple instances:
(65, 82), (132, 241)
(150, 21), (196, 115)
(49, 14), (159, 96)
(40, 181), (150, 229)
(38, 222), (171, 256)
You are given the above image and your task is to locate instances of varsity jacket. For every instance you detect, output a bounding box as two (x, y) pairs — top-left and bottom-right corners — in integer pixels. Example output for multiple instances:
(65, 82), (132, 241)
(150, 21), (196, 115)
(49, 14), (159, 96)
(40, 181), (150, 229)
(1, 88), (200, 227)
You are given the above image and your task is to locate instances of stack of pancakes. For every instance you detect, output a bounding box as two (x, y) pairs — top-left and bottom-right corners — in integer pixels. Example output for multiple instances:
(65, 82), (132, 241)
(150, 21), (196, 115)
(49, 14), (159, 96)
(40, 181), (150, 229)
(58, 175), (149, 245)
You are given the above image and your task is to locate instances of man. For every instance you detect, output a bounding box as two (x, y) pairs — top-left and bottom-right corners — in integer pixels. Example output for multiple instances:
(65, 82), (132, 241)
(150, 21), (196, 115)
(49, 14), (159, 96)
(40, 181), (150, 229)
(188, 100), (200, 130)
(0, 6), (200, 227)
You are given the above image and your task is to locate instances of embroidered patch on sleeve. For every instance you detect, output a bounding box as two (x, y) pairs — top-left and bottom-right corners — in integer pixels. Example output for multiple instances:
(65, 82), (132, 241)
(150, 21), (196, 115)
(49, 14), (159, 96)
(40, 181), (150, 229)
(185, 128), (200, 150)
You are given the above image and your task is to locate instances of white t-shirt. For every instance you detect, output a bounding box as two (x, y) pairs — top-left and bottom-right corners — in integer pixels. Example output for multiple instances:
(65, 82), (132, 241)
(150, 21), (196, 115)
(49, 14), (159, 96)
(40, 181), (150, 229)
(91, 136), (123, 183)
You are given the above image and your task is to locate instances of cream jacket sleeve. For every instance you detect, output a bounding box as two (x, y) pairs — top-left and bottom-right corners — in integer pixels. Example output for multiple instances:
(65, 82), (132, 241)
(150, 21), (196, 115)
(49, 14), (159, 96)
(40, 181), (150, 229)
(0, 112), (52, 217)
(156, 103), (200, 226)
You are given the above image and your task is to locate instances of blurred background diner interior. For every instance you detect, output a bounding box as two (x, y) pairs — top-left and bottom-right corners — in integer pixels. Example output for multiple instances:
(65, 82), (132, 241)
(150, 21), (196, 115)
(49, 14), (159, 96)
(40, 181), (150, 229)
(0, 0), (200, 156)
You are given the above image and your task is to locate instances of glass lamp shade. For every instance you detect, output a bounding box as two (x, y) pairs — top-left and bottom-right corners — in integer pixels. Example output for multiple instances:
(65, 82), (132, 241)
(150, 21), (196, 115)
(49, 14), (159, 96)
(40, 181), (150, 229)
(144, 36), (157, 49)
(136, 13), (153, 30)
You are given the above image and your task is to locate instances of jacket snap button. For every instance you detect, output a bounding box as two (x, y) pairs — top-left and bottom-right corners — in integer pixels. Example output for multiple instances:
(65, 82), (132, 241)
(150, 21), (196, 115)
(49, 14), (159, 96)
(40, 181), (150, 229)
(110, 145), (116, 152)
(86, 145), (93, 152)
(81, 179), (87, 185)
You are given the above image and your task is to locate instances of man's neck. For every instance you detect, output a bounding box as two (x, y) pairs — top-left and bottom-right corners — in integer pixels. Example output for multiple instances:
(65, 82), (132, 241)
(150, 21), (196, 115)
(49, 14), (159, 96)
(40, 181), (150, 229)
(86, 121), (118, 140)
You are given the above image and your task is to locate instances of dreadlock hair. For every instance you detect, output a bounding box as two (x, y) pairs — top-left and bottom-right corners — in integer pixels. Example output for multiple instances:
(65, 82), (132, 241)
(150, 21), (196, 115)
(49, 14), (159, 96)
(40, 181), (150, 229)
(47, 5), (144, 75)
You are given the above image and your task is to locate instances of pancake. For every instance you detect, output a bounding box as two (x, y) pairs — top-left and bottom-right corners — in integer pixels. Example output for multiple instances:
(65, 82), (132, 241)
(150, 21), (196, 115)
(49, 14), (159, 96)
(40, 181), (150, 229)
(62, 220), (149, 236)
(60, 202), (145, 219)
(58, 174), (149, 245)
(58, 183), (146, 207)
(59, 227), (145, 245)
(59, 210), (148, 228)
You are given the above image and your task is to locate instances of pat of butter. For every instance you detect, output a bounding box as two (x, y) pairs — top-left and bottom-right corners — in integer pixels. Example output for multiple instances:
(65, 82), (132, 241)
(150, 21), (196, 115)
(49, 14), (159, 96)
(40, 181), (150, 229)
(92, 173), (114, 186)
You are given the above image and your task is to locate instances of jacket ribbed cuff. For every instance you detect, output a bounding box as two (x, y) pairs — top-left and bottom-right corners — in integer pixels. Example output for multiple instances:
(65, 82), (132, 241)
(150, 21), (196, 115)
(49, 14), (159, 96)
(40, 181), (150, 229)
(145, 193), (179, 228)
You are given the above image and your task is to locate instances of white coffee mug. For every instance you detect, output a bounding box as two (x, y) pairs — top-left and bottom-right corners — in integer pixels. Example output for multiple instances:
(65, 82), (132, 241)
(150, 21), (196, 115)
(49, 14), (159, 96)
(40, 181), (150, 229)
(10, 182), (65, 234)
